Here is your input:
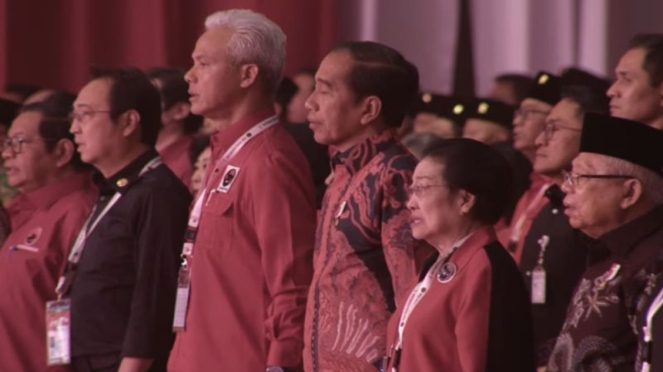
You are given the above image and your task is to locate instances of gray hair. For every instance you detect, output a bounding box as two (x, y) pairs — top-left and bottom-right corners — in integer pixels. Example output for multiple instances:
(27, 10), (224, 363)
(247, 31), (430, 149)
(205, 9), (286, 94)
(602, 156), (663, 204)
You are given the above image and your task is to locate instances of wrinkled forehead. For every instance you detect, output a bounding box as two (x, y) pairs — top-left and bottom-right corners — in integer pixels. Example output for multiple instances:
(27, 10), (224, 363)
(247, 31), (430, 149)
(413, 157), (445, 182)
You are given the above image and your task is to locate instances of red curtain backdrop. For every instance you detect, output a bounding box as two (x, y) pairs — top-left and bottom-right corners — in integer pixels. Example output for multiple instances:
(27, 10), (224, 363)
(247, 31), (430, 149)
(0, 0), (337, 94)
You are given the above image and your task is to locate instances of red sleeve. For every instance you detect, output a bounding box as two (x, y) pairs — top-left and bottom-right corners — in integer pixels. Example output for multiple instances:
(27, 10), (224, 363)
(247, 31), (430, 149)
(454, 257), (492, 372)
(249, 149), (316, 368)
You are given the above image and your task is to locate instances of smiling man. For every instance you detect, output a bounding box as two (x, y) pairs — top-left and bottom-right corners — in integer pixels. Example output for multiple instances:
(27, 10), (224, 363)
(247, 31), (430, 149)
(303, 42), (424, 372)
(545, 113), (663, 372)
(607, 34), (663, 129)
(0, 94), (97, 372)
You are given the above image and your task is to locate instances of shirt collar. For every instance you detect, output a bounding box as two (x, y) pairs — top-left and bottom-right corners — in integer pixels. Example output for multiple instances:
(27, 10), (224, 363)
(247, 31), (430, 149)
(21, 172), (94, 210)
(96, 148), (160, 195)
(331, 130), (399, 175)
(210, 109), (276, 157)
(544, 183), (565, 207)
(595, 204), (663, 258)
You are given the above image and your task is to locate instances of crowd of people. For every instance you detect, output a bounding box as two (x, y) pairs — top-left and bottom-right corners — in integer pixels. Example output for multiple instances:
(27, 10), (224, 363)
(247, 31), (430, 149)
(0, 8), (662, 372)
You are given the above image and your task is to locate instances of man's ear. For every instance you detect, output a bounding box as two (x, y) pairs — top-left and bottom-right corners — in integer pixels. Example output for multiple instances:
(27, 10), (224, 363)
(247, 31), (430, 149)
(620, 178), (644, 209)
(169, 102), (192, 122)
(239, 64), (260, 89)
(53, 139), (75, 168)
(359, 96), (382, 126)
(120, 110), (141, 138)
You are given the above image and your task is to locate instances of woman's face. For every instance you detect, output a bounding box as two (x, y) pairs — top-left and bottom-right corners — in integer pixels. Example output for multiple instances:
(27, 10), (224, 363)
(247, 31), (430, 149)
(407, 158), (464, 246)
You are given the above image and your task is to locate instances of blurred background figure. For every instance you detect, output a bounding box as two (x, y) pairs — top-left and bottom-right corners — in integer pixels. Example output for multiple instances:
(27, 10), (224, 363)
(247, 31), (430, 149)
(462, 98), (514, 144)
(287, 68), (316, 124)
(411, 92), (465, 139)
(489, 73), (534, 106)
(148, 67), (204, 190)
(274, 76), (298, 121)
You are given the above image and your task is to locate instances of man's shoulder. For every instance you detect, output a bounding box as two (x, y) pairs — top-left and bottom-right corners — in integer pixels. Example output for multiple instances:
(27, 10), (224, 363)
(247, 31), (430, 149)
(133, 164), (192, 202)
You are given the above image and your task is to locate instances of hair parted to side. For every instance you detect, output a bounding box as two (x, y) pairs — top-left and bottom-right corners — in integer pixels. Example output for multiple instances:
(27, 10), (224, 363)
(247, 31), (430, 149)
(90, 67), (162, 147)
(629, 34), (663, 87)
(422, 138), (514, 224)
(601, 155), (663, 205)
(332, 41), (420, 128)
(205, 9), (286, 95)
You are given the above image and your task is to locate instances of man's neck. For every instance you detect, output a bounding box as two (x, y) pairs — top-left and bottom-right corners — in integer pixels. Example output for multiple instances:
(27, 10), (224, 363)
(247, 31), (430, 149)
(648, 115), (663, 131)
(95, 144), (151, 178)
(18, 167), (78, 194)
(208, 93), (274, 133)
(331, 125), (382, 153)
(156, 124), (185, 152)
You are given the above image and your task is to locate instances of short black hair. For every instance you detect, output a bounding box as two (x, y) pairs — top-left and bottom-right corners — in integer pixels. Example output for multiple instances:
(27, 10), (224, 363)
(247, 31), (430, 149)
(4, 83), (41, 102)
(147, 67), (202, 135)
(422, 138), (513, 224)
(494, 74), (534, 104)
(629, 34), (663, 87)
(332, 41), (420, 128)
(561, 85), (610, 117)
(91, 68), (162, 146)
(20, 91), (90, 172)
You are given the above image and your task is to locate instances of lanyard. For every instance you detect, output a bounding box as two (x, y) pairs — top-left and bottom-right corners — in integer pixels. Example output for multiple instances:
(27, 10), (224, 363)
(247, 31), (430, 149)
(55, 156), (163, 297)
(180, 115), (279, 262)
(394, 234), (471, 351)
(641, 286), (663, 372)
(509, 183), (552, 246)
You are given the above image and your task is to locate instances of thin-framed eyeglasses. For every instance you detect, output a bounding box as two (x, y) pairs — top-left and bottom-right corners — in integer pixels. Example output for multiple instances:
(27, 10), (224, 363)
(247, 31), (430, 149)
(69, 109), (112, 123)
(2, 136), (60, 154)
(407, 184), (450, 198)
(562, 170), (635, 189)
(515, 108), (550, 121)
(541, 122), (582, 144)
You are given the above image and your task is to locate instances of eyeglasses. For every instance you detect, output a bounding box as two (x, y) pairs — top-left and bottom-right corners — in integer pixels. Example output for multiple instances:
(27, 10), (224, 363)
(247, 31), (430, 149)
(69, 109), (112, 123)
(2, 136), (59, 154)
(562, 170), (635, 189)
(515, 108), (550, 121)
(407, 184), (449, 198)
(541, 122), (581, 144)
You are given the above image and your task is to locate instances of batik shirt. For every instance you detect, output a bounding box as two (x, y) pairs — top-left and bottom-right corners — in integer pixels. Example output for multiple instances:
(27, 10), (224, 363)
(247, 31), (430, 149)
(303, 131), (420, 372)
(547, 206), (663, 372)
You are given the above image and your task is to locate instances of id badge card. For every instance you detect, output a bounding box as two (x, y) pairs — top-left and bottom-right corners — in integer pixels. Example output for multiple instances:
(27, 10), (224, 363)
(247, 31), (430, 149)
(46, 299), (71, 366)
(173, 265), (191, 332)
(531, 266), (546, 304)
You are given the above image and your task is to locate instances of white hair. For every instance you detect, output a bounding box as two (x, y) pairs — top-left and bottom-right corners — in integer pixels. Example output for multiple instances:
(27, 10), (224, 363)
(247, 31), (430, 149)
(602, 155), (663, 204)
(205, 9), (286, 94)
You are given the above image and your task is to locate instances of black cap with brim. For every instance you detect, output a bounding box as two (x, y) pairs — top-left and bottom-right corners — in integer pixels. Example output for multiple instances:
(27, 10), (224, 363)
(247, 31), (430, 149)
(465, 98), (515, 130)
(581, 113), (663, 178)
(527, 71), (562, 106)
(0, 98), (19, 127)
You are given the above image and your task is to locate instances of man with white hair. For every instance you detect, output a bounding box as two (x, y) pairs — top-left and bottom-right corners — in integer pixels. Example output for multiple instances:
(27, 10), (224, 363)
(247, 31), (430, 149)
(545, 113), (663, 372)
(167, 10), (316, 372)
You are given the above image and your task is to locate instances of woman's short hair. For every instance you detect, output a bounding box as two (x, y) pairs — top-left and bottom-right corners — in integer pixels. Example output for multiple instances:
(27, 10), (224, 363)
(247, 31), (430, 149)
(423, 138), (513, 224)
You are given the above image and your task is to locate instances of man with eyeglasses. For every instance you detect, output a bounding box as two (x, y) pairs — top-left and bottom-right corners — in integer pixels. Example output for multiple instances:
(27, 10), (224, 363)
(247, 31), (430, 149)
(62, 68), (191, 372)
(545, 113), (663, 372)
(607, 34), (663, 129)
(516, 78), (610, 369)
(0, 93), (98, 372)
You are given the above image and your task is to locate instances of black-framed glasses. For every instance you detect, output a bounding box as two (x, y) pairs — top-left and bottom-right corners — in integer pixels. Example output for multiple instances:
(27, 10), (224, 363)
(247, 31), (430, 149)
(2, 136), (59, 154)
(562, 170), (635, 188)
(407, 184), (450, 198)
(542, 122), (582, 144)
(515, 108), (550, 121)
(69, 109), (112, 122)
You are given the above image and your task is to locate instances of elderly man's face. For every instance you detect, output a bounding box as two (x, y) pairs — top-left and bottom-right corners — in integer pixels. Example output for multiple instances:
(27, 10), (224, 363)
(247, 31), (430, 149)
(304, 50), (369, 151)
(533, 99), (582, 177)
(562, 153), (631, 238)
(186, 28), (242, 119)
(607, 47), (663, 124)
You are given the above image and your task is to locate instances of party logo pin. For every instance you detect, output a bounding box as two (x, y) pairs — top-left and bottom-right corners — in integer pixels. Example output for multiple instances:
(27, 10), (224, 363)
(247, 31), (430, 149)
(217, 165), (240, 193)
(25, 227), (43, 245)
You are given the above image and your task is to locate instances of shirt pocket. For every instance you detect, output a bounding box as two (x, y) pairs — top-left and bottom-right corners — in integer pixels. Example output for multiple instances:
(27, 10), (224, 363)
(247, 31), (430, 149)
(196, 193), (234, 253)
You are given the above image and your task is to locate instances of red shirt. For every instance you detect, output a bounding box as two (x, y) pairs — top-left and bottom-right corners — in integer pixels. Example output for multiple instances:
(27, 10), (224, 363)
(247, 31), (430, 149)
(386, 227), (535, 372)
(168, 111), (316, 371)
(498, 173), (553, 264)
(160, 135), (194, 190)
(303, 132), (421, 372)
(0, 173), (97, 372)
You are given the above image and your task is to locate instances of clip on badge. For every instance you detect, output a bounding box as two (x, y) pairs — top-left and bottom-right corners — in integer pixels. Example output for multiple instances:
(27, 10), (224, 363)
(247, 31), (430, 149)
(46, 299), (71, 366)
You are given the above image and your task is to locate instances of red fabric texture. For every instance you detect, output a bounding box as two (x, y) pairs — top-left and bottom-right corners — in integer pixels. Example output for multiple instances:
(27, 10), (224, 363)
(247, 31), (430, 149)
(0, 1), (338, 93)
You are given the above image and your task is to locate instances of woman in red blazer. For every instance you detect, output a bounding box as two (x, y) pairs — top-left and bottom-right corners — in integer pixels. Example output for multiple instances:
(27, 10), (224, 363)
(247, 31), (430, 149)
(385, 138), (535, 372)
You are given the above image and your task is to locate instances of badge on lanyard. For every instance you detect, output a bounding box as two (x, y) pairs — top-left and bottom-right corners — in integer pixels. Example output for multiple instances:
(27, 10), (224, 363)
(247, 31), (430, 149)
(216, 165), (240, 193)
(172, 264), (192, 332)
(45, 299), (71, 366)
(531, 266), (546, 304)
